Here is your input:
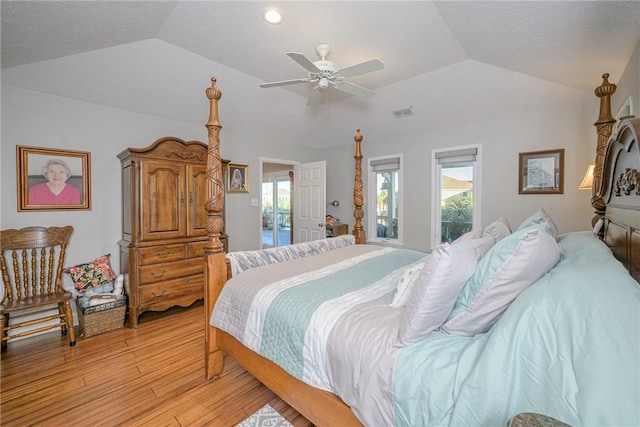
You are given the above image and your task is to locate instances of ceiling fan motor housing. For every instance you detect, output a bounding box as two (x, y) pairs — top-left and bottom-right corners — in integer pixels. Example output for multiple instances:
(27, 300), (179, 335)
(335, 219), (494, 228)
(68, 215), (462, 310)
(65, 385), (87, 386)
(310, 60), (339, 84)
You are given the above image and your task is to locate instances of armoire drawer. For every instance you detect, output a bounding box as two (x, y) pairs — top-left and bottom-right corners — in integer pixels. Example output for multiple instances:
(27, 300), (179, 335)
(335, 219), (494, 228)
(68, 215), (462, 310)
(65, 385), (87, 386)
(139, 274), (204, 304)
(138, 244), (186, 265)
(188, 240), (207, 258)
(139, 258), (203, 283)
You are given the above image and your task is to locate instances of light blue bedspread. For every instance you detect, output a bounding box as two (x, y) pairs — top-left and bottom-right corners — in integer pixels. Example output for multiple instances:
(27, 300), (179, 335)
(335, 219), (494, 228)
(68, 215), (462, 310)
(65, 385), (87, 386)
(394, 231), (640, 426)
(213, 232), (639, 426)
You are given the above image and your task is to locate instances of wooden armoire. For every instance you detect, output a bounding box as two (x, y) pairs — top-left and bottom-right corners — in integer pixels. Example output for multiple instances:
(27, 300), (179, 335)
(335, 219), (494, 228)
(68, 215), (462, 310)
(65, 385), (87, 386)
(118, 137), (228, 327)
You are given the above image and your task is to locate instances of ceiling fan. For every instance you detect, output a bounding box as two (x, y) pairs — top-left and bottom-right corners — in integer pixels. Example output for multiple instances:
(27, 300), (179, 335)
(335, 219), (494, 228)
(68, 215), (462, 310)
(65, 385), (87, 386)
(259, 43), (384, 106)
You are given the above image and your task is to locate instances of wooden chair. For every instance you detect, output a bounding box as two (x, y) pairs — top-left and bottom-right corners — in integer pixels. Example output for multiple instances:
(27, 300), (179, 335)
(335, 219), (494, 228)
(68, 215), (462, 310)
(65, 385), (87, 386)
(1, 226), (76, 351)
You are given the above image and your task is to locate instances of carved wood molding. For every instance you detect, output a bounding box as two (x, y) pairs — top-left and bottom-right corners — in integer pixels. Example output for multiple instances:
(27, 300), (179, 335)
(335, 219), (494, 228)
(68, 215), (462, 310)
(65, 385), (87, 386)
(165, 150), (205, 162)
(615, 168), (640, 196)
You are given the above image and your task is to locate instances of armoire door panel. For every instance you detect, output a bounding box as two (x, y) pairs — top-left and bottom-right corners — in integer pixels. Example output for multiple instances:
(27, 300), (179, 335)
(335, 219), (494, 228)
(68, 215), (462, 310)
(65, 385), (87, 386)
(141, 161), (186, 241)
(188, 164), (208, 237)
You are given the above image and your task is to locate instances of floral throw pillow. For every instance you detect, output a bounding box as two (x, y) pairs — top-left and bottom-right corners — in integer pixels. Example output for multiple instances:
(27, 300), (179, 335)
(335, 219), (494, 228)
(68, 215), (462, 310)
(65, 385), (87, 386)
(64, 254), (117, 292)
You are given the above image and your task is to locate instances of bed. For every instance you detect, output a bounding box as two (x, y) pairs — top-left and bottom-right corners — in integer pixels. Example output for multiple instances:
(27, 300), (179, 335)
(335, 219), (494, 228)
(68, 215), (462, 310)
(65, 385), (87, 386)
(201, 76), (640, 426)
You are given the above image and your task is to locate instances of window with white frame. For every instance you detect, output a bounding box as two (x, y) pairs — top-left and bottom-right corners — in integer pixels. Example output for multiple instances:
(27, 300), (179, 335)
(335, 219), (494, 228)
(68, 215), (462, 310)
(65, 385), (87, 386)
(431, 145), (481, 247)
(368, 155), (402, 246)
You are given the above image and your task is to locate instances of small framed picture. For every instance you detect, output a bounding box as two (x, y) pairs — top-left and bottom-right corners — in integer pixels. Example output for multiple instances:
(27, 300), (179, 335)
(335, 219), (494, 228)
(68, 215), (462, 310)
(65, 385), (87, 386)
(17, 145), (91, 211)
(519, 149), (564, 194)
(227, 163), (249, 193)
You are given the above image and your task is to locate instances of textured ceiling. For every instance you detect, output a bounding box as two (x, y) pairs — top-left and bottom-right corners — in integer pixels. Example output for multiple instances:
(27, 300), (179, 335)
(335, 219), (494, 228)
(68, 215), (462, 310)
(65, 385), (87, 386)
(2, 1), (639, 149)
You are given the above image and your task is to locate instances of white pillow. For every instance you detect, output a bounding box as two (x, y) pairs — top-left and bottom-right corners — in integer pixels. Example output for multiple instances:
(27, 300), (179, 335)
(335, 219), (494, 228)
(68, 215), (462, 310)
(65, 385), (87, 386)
(396, 243), (478, 347)
(516, 208), (558, 240)
(453, 236), (495, 260)
(482, 217), (512, 243)
(441, 225), (560, 337)
(454, 228), (483, 242)
(390, 261), (425, 308)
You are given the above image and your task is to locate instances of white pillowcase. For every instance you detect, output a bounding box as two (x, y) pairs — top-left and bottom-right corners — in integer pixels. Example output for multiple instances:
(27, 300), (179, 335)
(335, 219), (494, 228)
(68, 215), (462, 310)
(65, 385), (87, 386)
(390, 261), (425, 308)
(453, 236), (495, 260)
(482, 217), (512, 243)
(441, 225), (560, 337)
(516, 208), (558, 240)
(454, 228), (483, 242)
(396, 243), (478, 347)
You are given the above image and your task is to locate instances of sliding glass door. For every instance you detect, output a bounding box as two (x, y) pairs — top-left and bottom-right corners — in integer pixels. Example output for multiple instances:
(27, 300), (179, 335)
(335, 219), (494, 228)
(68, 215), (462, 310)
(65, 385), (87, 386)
(261, 177), (292, 248)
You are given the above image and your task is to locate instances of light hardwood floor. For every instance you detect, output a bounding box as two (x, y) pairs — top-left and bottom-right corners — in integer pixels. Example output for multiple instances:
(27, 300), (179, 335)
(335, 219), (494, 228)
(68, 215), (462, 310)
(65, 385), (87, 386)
(1, 301), (313, 427)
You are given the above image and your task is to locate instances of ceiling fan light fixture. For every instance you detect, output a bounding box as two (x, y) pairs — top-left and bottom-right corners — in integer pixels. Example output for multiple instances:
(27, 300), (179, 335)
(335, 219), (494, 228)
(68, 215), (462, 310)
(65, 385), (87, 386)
(318, 77), (330, 89)
(262, 8), (284, 25)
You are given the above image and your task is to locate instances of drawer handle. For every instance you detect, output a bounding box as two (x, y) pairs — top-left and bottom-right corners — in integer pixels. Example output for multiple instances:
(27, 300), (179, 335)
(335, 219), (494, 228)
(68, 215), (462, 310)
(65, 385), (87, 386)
(151, 288), (167, 297)
(156, 251), (170, 258)
(150, 269), (166, 278)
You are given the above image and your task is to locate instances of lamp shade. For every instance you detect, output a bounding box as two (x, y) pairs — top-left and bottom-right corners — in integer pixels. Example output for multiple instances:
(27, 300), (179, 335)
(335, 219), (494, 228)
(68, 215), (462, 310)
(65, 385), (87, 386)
(579, 163), (595, 190)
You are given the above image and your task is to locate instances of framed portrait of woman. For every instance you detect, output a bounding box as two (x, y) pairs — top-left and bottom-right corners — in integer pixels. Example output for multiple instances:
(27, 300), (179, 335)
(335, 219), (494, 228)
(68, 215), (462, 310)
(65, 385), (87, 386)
(227, 163), (249, 193)
(17, 145), (91, 211)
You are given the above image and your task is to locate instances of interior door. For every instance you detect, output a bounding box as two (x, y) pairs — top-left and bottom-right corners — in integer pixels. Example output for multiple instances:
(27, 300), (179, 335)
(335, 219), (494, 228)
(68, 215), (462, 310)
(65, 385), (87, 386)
(294, 161), (326, 243)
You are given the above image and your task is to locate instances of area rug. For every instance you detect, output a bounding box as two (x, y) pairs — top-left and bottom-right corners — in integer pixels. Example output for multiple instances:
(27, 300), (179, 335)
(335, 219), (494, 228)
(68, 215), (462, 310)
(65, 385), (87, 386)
(236, 404), (293, 427)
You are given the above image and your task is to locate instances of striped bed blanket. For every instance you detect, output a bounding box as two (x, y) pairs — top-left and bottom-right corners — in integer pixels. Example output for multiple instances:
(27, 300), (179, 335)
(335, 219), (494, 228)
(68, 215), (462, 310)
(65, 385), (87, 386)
(210, 244), (425, 391)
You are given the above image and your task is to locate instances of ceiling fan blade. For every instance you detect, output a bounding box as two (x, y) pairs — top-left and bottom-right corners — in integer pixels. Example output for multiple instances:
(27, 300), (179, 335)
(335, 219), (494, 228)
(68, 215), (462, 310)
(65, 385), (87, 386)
(259, 78), (311, 88)
(338, 59), (384, 78)
(333, 81), (375, 97)
(306, 86), (323, 106)
(287, 52), (321, 73)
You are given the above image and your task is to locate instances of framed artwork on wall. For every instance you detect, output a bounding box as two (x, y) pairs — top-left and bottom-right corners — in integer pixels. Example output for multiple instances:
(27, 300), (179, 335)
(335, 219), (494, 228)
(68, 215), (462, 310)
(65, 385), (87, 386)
(227, 163), (249, 193)
(519, 149), (564, 194)
(17, 145), (91, 211)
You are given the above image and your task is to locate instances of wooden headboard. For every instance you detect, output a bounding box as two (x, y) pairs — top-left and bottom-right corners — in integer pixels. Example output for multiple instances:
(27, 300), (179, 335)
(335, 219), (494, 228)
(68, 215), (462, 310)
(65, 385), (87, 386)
(591, 74), (640, 283)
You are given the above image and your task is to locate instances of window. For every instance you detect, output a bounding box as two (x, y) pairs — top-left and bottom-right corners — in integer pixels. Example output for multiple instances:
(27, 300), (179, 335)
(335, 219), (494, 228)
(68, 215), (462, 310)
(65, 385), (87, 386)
(431, 145), (481, 247)
(368, 155), (402, 246)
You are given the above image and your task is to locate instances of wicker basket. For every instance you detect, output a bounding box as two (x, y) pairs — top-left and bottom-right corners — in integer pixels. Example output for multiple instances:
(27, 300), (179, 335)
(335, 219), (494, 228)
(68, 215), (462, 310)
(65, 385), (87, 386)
(76, 298), (126, 338)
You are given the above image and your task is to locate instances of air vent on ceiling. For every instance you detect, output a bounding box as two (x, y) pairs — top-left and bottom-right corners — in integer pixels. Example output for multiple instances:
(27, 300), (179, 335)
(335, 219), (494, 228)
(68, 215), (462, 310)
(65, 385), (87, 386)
(392, 106), (414, 118)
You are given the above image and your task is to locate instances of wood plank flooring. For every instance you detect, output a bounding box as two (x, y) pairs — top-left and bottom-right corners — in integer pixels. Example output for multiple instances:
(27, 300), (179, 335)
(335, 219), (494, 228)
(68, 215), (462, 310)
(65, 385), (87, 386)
(1, 301), (314, 427)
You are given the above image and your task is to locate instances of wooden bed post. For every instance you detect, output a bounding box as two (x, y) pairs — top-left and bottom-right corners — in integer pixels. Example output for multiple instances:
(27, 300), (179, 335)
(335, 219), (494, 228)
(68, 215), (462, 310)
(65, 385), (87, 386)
(352, 129), (366, 244)
(203, 77), (227, 380)
(591, 73), (617, 227)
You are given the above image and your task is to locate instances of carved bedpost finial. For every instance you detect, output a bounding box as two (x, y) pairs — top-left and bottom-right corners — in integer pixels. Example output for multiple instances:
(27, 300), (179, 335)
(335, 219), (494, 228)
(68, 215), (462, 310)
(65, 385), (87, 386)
(353, 129), (366, 244)
(591, 73), (617, 227)
(204, 76), (224, 254)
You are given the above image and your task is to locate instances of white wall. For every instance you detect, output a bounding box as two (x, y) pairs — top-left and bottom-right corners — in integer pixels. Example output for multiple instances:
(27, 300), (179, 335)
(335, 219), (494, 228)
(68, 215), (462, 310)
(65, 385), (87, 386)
(220, 132), (321, 251)
(322, 102), (598, 252)
(613, 40), (640, 118)
(1, 85), (201, 270)
(0, 85), (320, 283)
(323, 36), (640, 254)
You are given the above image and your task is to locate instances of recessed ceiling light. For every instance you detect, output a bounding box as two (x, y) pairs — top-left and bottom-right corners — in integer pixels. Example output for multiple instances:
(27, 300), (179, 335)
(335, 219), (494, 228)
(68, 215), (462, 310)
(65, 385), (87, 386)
(262, 8), (284, 25)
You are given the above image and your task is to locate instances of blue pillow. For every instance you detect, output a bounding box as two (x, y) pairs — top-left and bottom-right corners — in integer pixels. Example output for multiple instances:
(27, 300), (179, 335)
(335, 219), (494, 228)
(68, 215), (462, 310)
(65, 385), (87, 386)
(516, 208), (558, 240)
(441, 225), (560, 336)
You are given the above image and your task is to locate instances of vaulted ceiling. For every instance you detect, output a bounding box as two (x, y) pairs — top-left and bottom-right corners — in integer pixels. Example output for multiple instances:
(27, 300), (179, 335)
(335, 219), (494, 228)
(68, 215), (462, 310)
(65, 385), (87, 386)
(2, 1), (639, 149)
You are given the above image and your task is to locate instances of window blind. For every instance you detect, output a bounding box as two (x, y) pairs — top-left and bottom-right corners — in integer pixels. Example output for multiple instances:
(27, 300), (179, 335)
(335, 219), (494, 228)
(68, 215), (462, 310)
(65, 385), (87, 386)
(371, 157), (400, 171)
(435, 148), (477, 165)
